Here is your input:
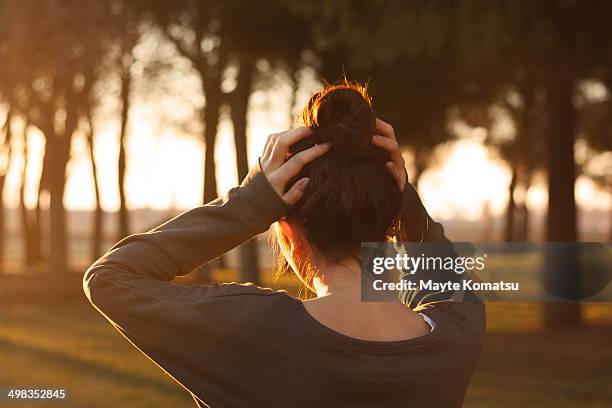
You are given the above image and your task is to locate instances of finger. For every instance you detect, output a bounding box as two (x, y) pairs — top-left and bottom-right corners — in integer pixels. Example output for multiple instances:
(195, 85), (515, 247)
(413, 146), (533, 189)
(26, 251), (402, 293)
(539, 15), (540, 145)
(282, 177), (310, 205)
(270, 127), (313, 165)
(263, 132), (282, 161)
(372, 134), (400, 152)
(375, 118), (396, 140)
(276, 143), (331, 183)
(372, 134), (403, 161)
(373, 135), (404, 174)
(262, 134), (274, 161)
(385, 161), (400, 180)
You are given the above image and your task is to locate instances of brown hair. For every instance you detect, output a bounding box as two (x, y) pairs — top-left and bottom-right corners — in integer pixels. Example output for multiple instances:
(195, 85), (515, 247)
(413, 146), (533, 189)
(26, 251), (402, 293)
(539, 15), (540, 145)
(274, 81), (404, 291)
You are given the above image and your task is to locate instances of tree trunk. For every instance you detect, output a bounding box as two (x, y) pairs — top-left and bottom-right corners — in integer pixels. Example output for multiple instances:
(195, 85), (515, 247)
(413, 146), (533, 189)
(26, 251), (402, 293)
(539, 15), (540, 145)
(192, 47), (226, 282)
(516, 80), (535, 243)
(0, 177), (5, 275)
(87, 113), (104, 260)
(47, 134), (70, 276)
(193, 81), (221, 282)
(504, 165), (517, 242)
(232, 58), (253, 182)
(542, 54), (581, 327)
(202, 85), (221, 204)
(517, 169), (532, 242)
(31, 181), (43, 263)
(0, 109), (13, 274)
(117, 64), (131, 241)
(231, 55), (259, 284)
(288, 67), (299, 126)
(47, 82), (80, 279)
(608, 202), (611, 243)
(481, 200), (494, 242)
(19, 121), (39, 266)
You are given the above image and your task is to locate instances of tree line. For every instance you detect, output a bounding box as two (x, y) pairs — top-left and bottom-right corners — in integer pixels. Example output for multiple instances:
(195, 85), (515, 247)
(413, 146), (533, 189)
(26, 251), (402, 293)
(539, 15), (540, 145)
(0, 0), (610, 326)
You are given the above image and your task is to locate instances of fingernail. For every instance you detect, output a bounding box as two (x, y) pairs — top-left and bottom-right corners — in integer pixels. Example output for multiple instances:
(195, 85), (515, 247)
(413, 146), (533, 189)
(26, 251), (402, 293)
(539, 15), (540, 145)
(300, 178), (310, 188)
(321, 143), (331, 149)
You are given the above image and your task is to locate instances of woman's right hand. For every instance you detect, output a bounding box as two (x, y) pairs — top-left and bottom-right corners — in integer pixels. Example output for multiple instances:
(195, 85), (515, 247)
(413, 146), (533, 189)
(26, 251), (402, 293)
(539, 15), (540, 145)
(260, 127), (331, 205)
(372, 118), (408, 191)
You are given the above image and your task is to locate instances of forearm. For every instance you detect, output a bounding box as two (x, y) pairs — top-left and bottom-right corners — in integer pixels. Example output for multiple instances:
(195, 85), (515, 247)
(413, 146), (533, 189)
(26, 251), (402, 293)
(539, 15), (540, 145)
(81, 164), (289, 382)
(84, 164), (288, 285)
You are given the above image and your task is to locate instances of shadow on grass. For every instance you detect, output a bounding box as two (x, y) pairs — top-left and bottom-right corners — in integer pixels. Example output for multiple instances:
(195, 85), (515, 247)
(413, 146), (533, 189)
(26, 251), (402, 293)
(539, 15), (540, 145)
(0, 337), (184, 397)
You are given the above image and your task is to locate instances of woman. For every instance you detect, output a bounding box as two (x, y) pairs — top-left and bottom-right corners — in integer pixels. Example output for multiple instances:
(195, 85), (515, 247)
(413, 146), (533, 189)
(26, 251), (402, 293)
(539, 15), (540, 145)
(84, 82), (485, 407)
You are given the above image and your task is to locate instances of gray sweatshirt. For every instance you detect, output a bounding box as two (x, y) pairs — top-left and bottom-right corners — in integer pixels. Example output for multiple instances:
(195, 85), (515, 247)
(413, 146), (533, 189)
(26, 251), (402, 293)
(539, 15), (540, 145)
(84, 164), (485, 408)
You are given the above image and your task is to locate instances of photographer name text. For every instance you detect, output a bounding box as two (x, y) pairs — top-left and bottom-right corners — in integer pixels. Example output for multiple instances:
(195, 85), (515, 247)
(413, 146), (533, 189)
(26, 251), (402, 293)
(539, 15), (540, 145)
(372, 279), (520, 292)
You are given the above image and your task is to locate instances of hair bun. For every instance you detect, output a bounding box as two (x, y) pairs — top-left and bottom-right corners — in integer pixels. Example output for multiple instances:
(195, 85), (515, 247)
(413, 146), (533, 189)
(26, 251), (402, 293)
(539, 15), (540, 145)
(278, 81), (403, 269)
(303, 84), (387, 161)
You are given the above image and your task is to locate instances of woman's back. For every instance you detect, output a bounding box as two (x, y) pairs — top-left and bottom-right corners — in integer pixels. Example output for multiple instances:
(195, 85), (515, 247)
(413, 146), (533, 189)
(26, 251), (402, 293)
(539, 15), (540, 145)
(191, 285), (486, 408)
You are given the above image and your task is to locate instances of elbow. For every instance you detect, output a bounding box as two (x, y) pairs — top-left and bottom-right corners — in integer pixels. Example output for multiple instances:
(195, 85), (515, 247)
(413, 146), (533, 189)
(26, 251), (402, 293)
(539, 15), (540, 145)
(83, 250), (117, 304)
(83, 266), (102, 304)
(82, 267), (95, 302)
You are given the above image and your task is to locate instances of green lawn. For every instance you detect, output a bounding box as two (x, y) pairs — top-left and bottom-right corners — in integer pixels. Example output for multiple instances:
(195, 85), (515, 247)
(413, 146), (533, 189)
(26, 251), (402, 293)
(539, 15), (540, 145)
(1, 290), (611, 407)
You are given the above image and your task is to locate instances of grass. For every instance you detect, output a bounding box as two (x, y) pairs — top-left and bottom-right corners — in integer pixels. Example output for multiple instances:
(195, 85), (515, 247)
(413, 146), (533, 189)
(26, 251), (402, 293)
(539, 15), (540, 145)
(1, 274), (611, 407)
(0, 300), (193, 408)
(466, 327), (612, 407)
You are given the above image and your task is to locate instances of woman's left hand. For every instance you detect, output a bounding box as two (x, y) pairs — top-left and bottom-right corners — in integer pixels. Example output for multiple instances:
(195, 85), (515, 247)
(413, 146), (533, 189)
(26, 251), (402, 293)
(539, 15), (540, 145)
(371, 118), (407, 191)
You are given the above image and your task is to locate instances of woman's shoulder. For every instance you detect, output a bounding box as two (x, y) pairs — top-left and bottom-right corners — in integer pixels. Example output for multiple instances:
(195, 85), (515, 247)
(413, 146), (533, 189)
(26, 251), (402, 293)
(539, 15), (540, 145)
(202, 281), (292, 301)
(200, 282), (298, 317)
(190, 281), (296, 324)
(197, 282), (302, 345)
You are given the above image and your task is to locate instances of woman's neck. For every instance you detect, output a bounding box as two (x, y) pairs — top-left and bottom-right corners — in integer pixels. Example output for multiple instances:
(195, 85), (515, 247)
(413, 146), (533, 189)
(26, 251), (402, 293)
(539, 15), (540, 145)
(303, 258), (431, 341)
(311, 258), (362, 300)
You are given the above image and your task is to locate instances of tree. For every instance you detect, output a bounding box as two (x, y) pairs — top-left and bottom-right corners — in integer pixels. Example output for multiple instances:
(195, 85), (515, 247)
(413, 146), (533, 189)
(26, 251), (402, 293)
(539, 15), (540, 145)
(486, 83), (546, 242)
(143, 1), (226, 281)
(220, 0), (311, 282)
(16, 118), (43, 266)
(147, 0), (311, 283)
(149, 1), (227, 205)
(0, 108), (14, 273)
(2, 0), (111, 277)
(577, 80), (612, 242)
(0, 3), (43, 267)
(85, 109), (104, 260)
(111, 2), (172, 243)
(448, 0), (612, 327)
(115, 5), (141, 241)
(297, 1), (498, 187)
(301, 0), (612, 326)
